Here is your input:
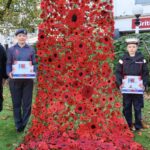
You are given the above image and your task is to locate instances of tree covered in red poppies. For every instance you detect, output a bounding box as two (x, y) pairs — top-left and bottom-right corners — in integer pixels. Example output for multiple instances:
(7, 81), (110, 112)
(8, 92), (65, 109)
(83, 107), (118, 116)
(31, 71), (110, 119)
(17, 0), (143, 149)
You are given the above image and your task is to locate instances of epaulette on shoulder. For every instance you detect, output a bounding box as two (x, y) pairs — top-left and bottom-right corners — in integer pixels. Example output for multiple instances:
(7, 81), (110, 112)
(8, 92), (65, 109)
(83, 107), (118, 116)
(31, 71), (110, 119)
(143, 59), (146, 63)
(119, 59), (123, 64)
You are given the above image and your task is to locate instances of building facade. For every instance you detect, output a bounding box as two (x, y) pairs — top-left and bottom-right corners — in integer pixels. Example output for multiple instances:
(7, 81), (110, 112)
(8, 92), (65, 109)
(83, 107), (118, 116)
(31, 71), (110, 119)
(114, 0), (150, 36)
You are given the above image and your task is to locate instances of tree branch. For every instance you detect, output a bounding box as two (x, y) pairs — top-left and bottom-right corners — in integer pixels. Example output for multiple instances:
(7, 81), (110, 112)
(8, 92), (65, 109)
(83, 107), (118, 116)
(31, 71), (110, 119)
(6, 0), (12, 10)
(0, 0), (12, 21)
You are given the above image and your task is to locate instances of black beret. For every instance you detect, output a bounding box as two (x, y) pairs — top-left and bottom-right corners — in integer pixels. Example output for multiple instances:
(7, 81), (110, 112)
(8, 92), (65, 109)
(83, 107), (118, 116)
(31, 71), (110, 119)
(15, 29), (27, 36)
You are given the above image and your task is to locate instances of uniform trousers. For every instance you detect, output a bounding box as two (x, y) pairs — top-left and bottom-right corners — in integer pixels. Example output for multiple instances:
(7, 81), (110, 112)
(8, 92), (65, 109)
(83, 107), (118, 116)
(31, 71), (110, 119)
(9, 79), (33, 129)
(123, 94), (143, 130)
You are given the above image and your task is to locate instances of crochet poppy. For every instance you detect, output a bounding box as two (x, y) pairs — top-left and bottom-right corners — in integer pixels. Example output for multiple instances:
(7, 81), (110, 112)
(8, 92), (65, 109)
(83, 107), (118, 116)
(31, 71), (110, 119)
(17, 1), (143, 150)
(65, 9), (85, 28)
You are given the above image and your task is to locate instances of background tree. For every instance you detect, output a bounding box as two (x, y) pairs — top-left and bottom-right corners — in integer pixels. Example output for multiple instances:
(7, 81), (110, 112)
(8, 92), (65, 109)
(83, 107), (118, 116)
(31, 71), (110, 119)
(0, 0), (41, 34)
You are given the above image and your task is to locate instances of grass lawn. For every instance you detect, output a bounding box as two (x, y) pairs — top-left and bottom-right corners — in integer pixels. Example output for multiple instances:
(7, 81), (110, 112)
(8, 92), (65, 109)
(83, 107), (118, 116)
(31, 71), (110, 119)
(134, 94), (150, 150)
(0, 85), (24, 150)
(0, 84), (150, 150)
(0, 84), (33, 150)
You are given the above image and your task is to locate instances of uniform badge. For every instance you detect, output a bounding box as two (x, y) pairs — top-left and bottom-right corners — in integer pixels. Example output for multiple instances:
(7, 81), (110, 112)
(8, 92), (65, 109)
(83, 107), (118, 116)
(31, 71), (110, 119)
(119, 59), (123, 64)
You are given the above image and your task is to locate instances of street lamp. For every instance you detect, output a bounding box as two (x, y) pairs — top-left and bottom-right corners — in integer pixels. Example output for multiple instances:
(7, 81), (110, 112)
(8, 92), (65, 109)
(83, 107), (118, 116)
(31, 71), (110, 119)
(132, 5), (143, 34)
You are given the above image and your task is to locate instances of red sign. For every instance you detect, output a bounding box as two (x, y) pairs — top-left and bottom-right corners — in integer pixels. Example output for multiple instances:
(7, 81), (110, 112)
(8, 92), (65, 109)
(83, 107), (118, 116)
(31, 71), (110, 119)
(132, 17), (150, 29)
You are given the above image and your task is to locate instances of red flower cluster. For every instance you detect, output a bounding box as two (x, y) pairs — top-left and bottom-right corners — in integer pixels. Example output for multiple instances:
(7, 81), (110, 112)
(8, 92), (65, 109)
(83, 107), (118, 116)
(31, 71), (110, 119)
(65, 9), (85, 28)
(17, 0), (143, 150)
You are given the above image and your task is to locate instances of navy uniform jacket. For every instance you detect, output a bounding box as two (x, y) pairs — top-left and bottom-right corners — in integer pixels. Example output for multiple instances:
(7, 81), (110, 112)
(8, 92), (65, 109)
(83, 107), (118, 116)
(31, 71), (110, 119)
(0, 44), (8, 79)
(6, 43), (36, 75)
(115, 51), (149, 88)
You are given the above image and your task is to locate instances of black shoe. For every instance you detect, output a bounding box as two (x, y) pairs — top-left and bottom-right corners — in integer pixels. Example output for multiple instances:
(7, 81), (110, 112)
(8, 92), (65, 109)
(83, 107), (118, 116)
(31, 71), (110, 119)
(135, 127), (143, 132)
(129, 124), (136, 131)
(16, 126), (25, 133)
(22, 125), (26, 131)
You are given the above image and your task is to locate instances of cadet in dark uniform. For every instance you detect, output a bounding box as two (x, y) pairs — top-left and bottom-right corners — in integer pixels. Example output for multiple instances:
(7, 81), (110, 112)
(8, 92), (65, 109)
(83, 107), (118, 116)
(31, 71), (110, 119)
(7, 29), (36, 132)
(0, 44), (8, 112)
(115, 38), (149, 131)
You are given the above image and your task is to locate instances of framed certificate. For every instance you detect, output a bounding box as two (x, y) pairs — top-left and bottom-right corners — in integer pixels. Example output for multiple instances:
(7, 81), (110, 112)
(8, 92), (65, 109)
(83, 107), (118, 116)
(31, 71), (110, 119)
(121, 76), (144, 94)
(12, 61), (36, 79)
